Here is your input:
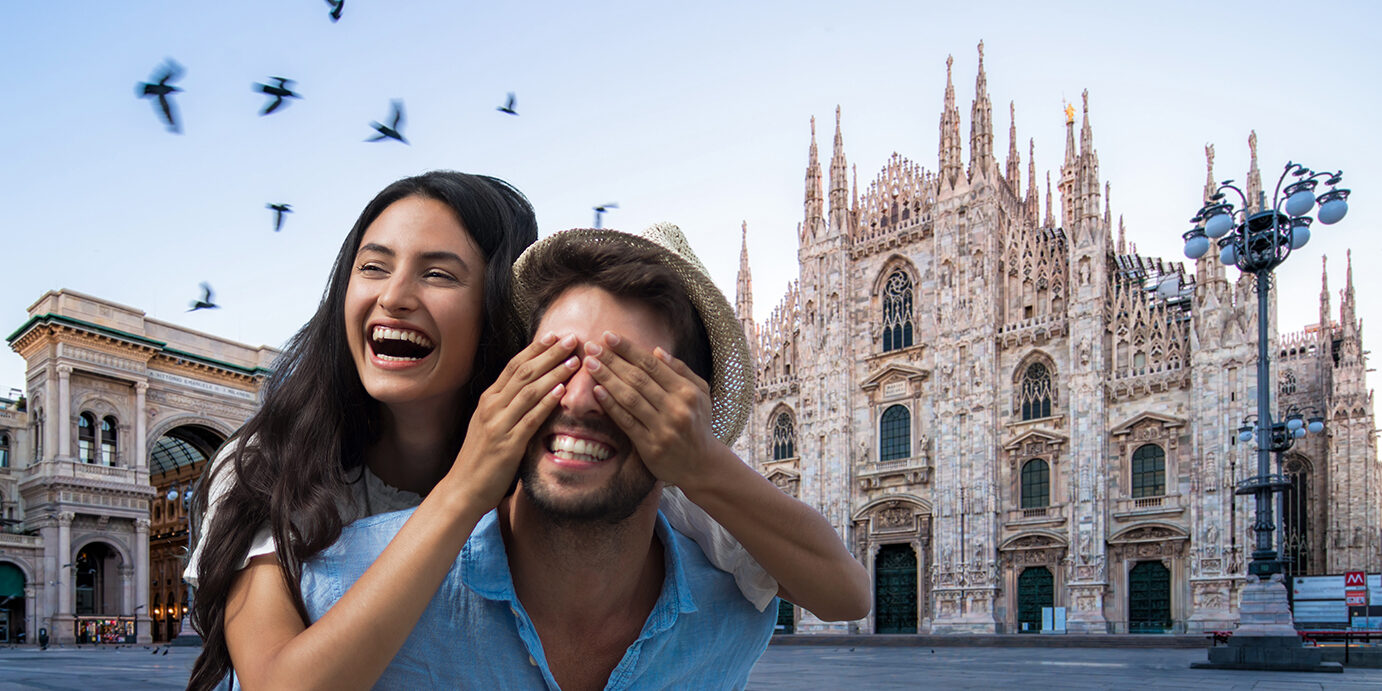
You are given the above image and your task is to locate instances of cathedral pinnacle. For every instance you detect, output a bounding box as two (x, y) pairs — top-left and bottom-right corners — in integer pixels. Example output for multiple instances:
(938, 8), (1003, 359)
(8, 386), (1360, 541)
(939, 54), (963, 188)
(1026, 138), (1038, 220)
(736, 221), (753, 324)
(1246, 130), (1263, 212)
(1044, 171), (1054, 228)
(1006, 101), (1021, 191)
(1203, 143), (1216, 203)
(830, 105), (850, 233)
(968, 41), (994, 182)
(804, 115), (824, 241)
(1320, 254), (1332, 330)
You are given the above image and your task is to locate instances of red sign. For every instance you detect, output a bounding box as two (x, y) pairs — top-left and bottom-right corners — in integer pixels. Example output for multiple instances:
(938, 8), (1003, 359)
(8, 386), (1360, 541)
(1346, 571), (1367, 588)
(1346, 593), (1368, 606)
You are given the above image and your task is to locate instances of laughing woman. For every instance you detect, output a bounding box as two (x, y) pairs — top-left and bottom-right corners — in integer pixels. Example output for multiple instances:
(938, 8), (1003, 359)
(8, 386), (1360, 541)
(185, 171), (869, 690)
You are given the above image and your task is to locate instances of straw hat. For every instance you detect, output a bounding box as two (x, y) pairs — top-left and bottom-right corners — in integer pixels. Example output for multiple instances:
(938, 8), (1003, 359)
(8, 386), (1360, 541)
(511, 222), (753, 445)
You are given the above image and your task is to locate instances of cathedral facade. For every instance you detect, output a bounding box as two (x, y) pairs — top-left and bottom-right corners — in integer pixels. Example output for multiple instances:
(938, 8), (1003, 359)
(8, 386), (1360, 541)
(732, 46), (1380, 635)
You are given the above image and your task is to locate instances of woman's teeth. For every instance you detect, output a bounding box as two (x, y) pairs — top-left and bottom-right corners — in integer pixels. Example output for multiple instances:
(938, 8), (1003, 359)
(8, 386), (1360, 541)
(549, 434), (614, 462)
(370, 325), (435, 360)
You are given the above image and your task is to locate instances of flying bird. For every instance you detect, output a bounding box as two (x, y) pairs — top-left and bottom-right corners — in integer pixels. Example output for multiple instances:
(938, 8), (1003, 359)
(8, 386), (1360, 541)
(267, 203), (292, 231)
(136, 59), (184, 133)
(593, 203), (618, 229)
(188, 283), (219, 312)
(324, 0), (344, 21)
(497, 92), (518, 115)
(254, 77), (301, 115)
(367, 100), (408, 144)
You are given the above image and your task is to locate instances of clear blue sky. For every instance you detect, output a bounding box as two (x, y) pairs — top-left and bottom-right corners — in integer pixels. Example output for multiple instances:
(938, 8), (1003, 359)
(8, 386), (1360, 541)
(3, 1), (1380, 409)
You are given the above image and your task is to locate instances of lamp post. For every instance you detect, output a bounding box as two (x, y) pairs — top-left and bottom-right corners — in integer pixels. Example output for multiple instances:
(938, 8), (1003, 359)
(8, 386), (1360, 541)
(165, 481), (200, 646)
(1188, 162), (1351, 672)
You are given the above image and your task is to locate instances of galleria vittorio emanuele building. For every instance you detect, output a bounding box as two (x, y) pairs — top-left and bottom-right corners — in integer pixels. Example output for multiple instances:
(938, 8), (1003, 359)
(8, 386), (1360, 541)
(731, 45), (1379, 635)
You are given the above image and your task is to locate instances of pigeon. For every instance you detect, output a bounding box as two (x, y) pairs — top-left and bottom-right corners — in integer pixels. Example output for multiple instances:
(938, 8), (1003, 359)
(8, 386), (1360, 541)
(136, 59), (184, 133)
(593, 203), (618, 229)
(151, 647), (158, 655)
(188, 282), (219, 312)
(324, 0), (344, 22)
(267, 203), (292, 231)
(162, 647), (169, 655)
(497, 92), (518, 115)
(367, 100), (408, 144)
(254, 77), (301, 115)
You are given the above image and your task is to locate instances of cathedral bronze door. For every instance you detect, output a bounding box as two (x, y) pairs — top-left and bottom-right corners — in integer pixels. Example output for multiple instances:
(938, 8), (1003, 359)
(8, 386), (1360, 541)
(1016, 567), (1053, 633)
(1128, 561), (1171, 633)
(874, 544), (917, 634)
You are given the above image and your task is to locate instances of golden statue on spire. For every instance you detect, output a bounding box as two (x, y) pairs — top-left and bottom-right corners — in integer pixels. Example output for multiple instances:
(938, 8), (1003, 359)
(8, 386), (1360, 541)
(1064, 102), (1075, 124)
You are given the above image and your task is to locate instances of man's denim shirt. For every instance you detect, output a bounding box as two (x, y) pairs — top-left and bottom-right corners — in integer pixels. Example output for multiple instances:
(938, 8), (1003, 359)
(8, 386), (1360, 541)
(299, 507), (777, 690)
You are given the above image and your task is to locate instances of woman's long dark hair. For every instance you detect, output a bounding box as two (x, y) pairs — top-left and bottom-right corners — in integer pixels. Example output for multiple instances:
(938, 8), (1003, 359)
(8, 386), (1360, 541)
(186, 171), (537, 690)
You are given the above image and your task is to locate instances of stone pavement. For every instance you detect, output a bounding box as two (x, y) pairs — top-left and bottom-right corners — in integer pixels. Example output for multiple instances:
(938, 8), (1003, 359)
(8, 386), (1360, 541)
(2, 643), (1382, 689)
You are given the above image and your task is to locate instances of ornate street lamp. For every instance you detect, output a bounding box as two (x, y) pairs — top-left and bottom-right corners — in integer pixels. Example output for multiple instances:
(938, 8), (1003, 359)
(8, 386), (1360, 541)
(1188, 162), (1351, 672)
(165, 481), (201, 646)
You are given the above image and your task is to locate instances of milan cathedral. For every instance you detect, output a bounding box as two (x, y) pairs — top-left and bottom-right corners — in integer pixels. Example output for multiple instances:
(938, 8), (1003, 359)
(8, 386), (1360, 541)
(731, 43), (1380, 635)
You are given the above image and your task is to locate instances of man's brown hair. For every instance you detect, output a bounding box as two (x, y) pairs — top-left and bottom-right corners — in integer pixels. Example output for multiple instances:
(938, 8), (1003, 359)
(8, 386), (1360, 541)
(523, 240), (713, 386)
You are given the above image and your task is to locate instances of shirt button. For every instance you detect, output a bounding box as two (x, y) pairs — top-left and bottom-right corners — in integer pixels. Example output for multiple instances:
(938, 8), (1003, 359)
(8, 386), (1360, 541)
(528, 655), (537, 667)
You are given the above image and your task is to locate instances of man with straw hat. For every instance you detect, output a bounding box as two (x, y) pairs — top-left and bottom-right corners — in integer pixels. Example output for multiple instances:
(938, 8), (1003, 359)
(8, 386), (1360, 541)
(299, 223), (868, 689)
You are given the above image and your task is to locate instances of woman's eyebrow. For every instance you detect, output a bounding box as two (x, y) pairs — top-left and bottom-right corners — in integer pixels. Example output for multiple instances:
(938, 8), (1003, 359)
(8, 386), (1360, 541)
(356, 244), (471, 272)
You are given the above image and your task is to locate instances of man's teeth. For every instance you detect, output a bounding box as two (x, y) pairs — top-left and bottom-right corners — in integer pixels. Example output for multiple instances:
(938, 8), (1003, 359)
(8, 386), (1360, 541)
(371, 326), (434, 349)
(549, 434), (613, 462)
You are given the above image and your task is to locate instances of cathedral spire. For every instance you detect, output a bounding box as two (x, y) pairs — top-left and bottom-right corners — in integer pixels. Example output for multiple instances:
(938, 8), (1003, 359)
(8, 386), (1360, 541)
(1025, 138), (1038, 220)
(1044, 171), (1054, 228)
(829, 106), (850, 233)
(968, 41), (994, 182)
(939, 54), (963, 188)
(1203, 143), (1217, 203)
(736, 221), (754, 325)
(1104, 181), (1111, 227)
(803, 116), (824, 242)
(1343, 248), (1357, 327)
(1320, 254), (1332, 330)
(1005, 101), (1020, 191)
(1117, 214), (1126, 255)
(1198, 143), (1226, 286)
(1246, 130), (1263, 212)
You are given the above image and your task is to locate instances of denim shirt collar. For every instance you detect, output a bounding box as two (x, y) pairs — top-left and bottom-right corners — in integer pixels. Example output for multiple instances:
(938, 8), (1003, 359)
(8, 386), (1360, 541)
(461, 508), (699, 636)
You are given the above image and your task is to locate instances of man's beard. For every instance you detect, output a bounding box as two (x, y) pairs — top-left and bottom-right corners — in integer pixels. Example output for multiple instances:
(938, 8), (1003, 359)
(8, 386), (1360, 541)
(518, 412), (658, 525)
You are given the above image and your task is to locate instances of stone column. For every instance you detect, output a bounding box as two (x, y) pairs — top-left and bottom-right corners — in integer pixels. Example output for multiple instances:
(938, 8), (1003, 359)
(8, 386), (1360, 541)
(134, 519), (152, 644)
(24, 585), (36, 646)
(56, 512), (73, 644)
(134, 383), (148, 473)
(56, 365), (71, 460)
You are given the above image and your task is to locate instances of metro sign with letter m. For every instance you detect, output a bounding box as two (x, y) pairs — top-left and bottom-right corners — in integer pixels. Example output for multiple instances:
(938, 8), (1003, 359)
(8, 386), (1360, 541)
(1346, 571), (1366, 588)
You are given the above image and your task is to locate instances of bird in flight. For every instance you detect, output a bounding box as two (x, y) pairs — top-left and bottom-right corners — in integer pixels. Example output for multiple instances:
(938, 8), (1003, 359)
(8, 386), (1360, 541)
(324, 0), (344, 22)
(267, 203), (292, 231)
(497, 92), (518, 115)
(188, 283), (219, 312)
(254, 77), (301, 115)
(137, 59), (184, 133)
(367, 100), (408, 144)
(593, 203), (618, 229)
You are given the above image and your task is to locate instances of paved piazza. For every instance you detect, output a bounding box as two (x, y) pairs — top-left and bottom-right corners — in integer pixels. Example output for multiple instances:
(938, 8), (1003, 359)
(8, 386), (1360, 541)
(2, 645), (1382, 689)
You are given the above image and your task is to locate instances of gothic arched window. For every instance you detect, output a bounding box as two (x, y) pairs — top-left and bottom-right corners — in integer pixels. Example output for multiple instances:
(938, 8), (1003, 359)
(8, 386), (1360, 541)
(100, 416), (118, 466)
(78, 412), (96, 464)
(1019, 362), (1053, 421)
(1021, 459), (1050, 509)
(881, 270), (914, 352)
(1131, 444), (1165, 498)
(1280, 371), (1298, 396)
(879, 405), (911, 462)
(771, 411), (796, 460)
(0, 432), (9, 468)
